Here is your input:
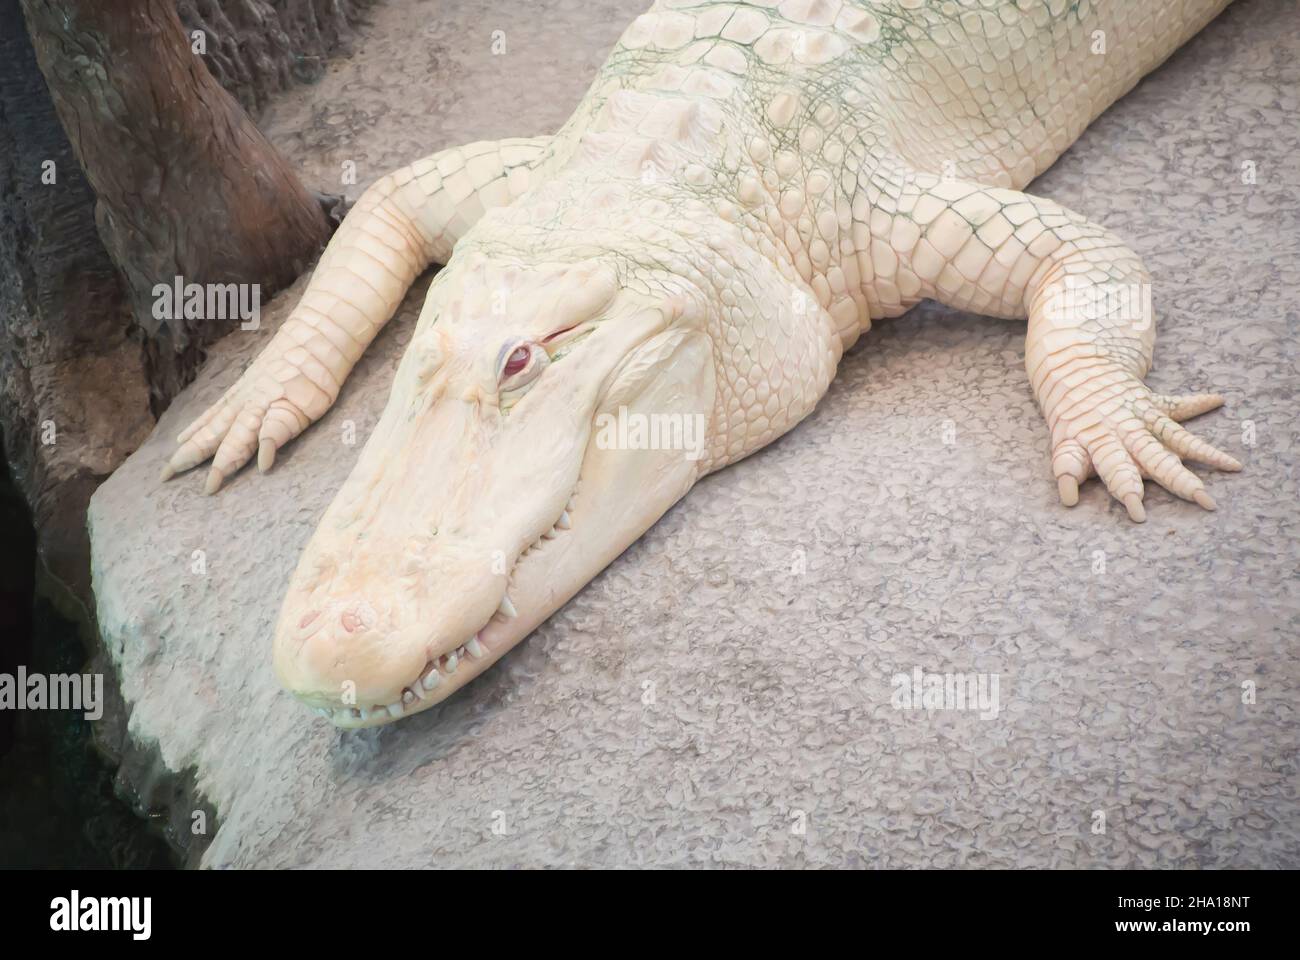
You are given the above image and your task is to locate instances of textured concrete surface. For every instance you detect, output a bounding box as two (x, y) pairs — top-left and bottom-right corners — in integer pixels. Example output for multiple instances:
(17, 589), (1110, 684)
(89, 0), (1298, 868)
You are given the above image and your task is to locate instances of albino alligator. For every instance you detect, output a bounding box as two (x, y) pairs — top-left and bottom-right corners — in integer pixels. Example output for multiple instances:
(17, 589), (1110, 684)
(162, 0), (1242, 728)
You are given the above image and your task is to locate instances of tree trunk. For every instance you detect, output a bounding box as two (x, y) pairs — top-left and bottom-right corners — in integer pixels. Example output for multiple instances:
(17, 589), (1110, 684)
(176, 0), (375, 115)
(1, 0), (367, 867)
(0, 0), (154, 609)
(20, 0), (332, 406)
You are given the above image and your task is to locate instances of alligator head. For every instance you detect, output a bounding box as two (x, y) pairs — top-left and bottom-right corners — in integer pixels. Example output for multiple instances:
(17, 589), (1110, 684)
(272, 252), (717, 727)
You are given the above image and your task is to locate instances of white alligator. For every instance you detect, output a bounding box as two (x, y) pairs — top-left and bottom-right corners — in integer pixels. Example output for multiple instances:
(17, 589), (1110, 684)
(162, 0), (1243, 727)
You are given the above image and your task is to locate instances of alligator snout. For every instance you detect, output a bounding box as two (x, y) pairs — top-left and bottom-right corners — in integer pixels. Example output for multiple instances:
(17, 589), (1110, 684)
(270, 255), (711, 728)
(274, 526), (513, 725)
(279, 593), (426, 709)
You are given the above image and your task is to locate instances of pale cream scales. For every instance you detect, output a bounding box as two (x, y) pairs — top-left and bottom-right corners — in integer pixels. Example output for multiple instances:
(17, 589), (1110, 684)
(164, 1), (1242, 726)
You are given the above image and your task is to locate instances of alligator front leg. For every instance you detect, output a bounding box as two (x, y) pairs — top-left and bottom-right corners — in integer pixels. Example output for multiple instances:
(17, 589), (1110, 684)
(873, 170), (1242, 521)
(161, 136), (552, 493)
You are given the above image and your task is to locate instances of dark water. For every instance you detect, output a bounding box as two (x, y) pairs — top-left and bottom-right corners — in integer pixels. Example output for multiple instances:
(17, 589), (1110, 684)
(0, 441), (173, 868)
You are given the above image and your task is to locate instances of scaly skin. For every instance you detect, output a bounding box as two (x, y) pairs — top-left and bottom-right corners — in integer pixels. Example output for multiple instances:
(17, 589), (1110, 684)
(163, 0), (1242, 728)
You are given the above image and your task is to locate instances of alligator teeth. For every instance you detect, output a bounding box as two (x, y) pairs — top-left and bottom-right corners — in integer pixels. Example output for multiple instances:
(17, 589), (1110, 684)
(328, 620), (502, 726)
(498, 595), (517, 619)
(556, 510), (571, 530)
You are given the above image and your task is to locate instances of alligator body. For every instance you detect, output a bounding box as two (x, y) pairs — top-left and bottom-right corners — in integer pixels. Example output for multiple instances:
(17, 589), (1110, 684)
(163, 0), (1241, 727)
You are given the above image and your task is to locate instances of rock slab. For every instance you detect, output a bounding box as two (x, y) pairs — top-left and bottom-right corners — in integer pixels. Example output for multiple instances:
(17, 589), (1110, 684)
(89, 0), (1299, 867)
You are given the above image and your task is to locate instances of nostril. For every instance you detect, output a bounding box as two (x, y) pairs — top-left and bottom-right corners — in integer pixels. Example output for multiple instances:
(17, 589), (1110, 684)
(298, 610), (319, 630)
(338, 600), (378, 634)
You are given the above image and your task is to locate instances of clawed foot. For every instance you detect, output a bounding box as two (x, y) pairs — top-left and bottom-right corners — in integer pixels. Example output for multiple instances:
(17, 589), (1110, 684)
(160, 351), (336, 494)
(1045, 366), (1242, 522)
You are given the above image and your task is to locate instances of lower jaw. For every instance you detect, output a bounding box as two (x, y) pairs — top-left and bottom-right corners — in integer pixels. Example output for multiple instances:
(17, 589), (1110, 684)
(311, 623), (519, 729)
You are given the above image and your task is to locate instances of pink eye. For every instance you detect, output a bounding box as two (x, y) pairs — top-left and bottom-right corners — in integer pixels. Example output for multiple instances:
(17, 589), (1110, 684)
(503, 345), (530, 378)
